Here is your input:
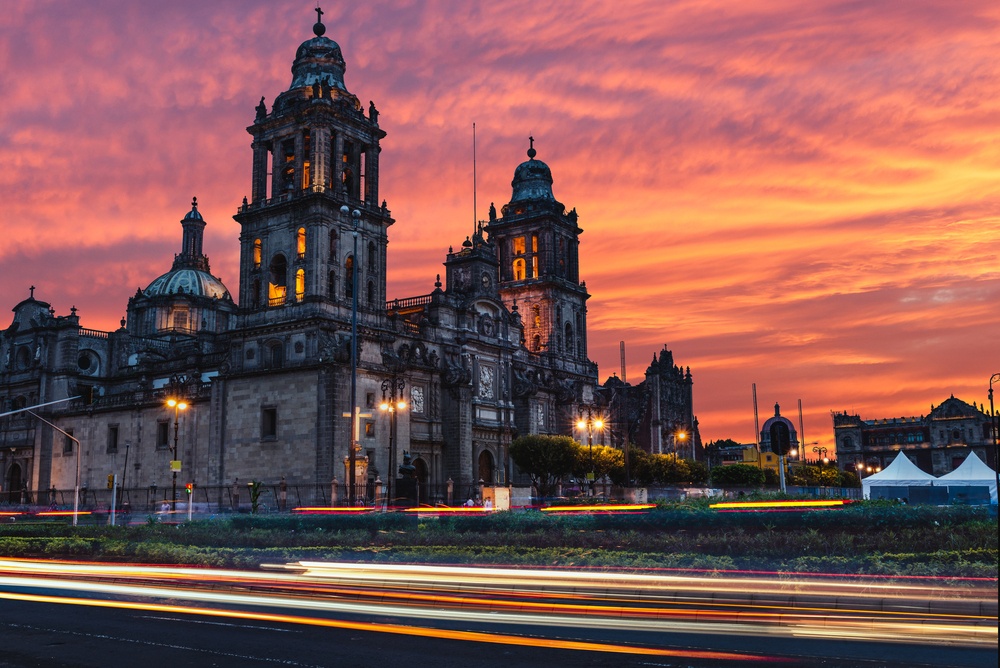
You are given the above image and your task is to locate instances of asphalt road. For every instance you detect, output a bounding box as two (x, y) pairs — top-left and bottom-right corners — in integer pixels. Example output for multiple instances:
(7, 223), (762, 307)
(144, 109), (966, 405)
(0, 560), (996, 668)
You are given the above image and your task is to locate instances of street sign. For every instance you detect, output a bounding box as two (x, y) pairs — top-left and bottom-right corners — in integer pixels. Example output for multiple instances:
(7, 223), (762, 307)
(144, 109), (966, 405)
(170, 460), (182, 472)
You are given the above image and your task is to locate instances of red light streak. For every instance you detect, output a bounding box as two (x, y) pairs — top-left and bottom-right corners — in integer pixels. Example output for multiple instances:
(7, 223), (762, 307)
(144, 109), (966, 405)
(0, 590), (787, 662)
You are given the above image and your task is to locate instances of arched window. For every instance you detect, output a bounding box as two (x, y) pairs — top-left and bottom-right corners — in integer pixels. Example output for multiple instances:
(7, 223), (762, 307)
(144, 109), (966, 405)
(344, 255), (354, 299)
(841, 436), (853, 449)
(328, 270), (337, 299)
(269, 254), (288, 305)
(329, 230), (338, 258)
(295, 268), (305, 302)
(532, 305), (541, 329)
(532, 334), (541, 352)
(367, 280), (375, 305)
(253, 239), (262, 267)
(297, 228), (306, 259)
(512, 258), (526, 281)
(565, 323), (574, 357)
(367, 241), (376, 270)
(252, 279), (261, 307)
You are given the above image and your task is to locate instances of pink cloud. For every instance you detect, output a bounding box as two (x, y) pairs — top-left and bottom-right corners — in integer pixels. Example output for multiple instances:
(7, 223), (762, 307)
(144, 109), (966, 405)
(2, 0), (997, 450)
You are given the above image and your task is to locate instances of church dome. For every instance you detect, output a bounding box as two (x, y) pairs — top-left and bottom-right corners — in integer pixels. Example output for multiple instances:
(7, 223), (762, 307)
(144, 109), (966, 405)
(510, 138), (555, 203)
(141, 198), (232, 301)
(289, 16), (348, 92)
(144, 268), (230, 300)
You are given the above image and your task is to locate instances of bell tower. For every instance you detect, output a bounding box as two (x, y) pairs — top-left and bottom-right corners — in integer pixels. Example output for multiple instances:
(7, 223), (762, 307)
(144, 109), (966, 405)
(234, 10), (392, 325)
(486, 139), (591, 368)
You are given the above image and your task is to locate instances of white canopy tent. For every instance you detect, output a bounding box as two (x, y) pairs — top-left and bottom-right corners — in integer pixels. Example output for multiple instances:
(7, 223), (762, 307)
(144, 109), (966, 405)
(935, 451), (998, 504)
(861, 451), (936, 500)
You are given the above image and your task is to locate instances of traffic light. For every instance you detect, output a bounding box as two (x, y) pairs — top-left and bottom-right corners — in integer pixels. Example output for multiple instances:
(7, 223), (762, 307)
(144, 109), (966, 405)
(185, 483), (193, 495)
(107, 474), (114, 490)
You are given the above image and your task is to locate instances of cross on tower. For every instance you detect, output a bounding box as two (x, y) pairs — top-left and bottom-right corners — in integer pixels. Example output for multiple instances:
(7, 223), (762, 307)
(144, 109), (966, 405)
(315, 6), (323, 22)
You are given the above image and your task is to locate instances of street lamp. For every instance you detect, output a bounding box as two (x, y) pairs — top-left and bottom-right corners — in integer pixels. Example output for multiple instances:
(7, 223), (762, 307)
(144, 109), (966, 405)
(675, 430), (688, 461)
(989, 373), (999, 497)
(166, 397), (187, 509)
(379, 376), (406, 509)
(576, 410), (605, 495)
(812, 446), (829, 464)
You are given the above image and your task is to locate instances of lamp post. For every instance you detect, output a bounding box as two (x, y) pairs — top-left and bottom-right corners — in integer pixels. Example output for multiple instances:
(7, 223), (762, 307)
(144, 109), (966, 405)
(380, 376), (406, 509)
(675, 430), (688, 462)
(343, 206), (362, 506)
(576, 410), (605, 496)
(166, 398), (187, 509)
(990, 373), (999, 497)
(812, 446), (829, 464)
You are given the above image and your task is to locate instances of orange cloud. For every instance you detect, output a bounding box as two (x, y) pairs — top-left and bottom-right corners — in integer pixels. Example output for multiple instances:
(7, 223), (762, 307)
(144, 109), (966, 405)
(1, 0), (997, 450)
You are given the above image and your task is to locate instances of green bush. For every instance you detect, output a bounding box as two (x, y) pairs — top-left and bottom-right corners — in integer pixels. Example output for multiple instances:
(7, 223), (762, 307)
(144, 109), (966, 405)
(710, 463), (765, 487)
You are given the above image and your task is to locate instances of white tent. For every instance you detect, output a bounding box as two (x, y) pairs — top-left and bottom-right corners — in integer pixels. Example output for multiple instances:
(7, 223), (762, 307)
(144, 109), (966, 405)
(862, 451), (936, 499)
(936, 452), (998, 504)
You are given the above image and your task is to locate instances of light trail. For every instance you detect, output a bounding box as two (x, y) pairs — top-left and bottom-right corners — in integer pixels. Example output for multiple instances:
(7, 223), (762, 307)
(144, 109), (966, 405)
(0, 590), (783, 663)
(1, 558), (995, 652)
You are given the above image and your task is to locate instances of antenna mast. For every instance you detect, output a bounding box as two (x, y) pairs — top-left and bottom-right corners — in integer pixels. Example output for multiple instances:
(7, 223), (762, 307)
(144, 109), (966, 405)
(619, 341), (626, 383)
(752, 383), (760, 450)
(473, 122), (477, 238)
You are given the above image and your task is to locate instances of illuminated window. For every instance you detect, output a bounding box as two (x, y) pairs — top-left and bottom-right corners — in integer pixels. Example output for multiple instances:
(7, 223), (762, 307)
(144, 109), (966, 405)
(531, 235), (538, 253)
(172, 308), (189, 331)
(532, 305), (541, 328)
(364, 421), (375, 438)
(295, 268), (305, 302)
(253, 239), (262, 267)
(512, 258), (526, 280)
(297, 228), (306, 258)
(302, 129), (311, 188)
(513, 237), (526, 255)
(531, 256), (538, 278)
(269, 254), (288, 305)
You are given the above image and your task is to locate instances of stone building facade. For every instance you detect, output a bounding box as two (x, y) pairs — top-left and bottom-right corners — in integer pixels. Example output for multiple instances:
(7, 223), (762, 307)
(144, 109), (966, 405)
(0, 15), (697, 505)
(832, 395), (994, 476)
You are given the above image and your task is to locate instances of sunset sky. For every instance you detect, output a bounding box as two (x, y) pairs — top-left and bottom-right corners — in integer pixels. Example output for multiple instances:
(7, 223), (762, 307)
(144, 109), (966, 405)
(2, 1), (998, 455)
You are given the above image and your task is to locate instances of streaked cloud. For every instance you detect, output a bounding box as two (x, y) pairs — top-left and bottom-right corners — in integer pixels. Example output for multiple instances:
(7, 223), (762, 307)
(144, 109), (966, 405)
(1, 0), (997, 449)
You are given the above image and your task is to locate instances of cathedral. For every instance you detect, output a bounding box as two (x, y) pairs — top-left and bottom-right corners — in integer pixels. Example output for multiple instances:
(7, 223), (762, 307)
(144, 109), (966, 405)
(0, 14), (695, 506)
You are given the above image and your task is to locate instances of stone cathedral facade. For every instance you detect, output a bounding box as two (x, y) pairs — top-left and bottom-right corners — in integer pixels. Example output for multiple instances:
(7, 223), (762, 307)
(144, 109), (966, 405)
(0, 15), (695, 504)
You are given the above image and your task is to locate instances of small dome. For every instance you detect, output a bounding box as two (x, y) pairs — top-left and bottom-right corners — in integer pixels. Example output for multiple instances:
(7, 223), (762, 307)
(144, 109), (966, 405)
(144, 268), (230, 300)
(182, 197), (203, 221)
(290, 34), (347, 92)
(510, 138), (555, 203)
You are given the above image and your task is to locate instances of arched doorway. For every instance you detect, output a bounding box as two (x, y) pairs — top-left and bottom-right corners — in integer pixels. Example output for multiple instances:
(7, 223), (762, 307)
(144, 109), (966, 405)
(477, 450), (494, 485)
(7, 463), (22, 504)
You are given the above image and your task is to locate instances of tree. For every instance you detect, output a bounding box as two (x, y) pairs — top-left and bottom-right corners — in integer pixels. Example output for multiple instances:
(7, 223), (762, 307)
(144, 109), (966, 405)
(710, 463), (765, 488)
(510, 435), (577, 501)
(573, 443), (624, 487)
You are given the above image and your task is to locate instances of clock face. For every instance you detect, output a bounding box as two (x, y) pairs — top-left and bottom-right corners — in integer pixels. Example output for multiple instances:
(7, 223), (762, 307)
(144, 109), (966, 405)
(481, 272), (492, 289)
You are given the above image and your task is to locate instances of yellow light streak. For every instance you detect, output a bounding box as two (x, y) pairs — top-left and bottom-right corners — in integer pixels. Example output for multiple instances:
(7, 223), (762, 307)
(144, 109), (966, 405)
(0, 590), (783, 662)
(541, 504), (656, 512)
